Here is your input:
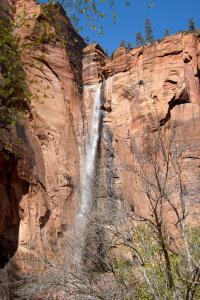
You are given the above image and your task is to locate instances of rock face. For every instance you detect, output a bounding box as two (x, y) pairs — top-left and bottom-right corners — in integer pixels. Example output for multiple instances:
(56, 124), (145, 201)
(14, 0), (86, 255)
(1, 0), (200, 297)
(0, 1), (33, 297)
(82, 34), (200, 214)
(0, 0), (86, 278)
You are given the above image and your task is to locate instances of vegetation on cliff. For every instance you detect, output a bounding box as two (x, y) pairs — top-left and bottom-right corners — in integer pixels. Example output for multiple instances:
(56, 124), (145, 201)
(0, 12), (30, 126)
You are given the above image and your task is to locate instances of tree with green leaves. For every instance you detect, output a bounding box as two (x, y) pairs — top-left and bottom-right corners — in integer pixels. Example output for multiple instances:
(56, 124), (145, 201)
(144, 18), (154, 43)
(135, 32), (145, 46)
(188, 18), (196, 31)
(0, 10), (30, 126)
(43, 0), (131, 34)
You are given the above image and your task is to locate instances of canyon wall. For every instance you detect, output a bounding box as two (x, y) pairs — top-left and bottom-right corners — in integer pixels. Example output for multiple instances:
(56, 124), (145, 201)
(15, 0), (86, 252)
(0, 0), (86, 280)
(83, 35), (200, 218)
(0, 0), (200, 297)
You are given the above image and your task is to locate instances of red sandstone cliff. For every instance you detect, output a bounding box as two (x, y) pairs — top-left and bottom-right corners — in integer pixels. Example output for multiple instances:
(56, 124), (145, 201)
(13, 0), (87, 261)
(0, 0), (86, 286)
(1, 0), (200, 298)
(83, 34), (200, 214)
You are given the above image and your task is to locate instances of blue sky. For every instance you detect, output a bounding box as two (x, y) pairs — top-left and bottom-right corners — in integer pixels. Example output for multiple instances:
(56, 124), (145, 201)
(39, 0), (200, 54)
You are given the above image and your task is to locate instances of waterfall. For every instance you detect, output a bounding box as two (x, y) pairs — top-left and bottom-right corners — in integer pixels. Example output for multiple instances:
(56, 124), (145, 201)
(75, 83), (102, 266)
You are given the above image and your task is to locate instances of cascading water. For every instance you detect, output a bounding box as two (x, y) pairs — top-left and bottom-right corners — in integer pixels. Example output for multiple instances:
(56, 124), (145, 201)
(75, 83), (102, 266)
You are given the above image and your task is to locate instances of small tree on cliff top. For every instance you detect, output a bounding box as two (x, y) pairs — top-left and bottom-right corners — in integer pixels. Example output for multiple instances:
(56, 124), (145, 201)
(135, 32), (145, 46)
(144, 18), (154, 43)
(120, 39), (126, 47)
(188, 18), (196, 31)
(164, 29), (170, 37)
